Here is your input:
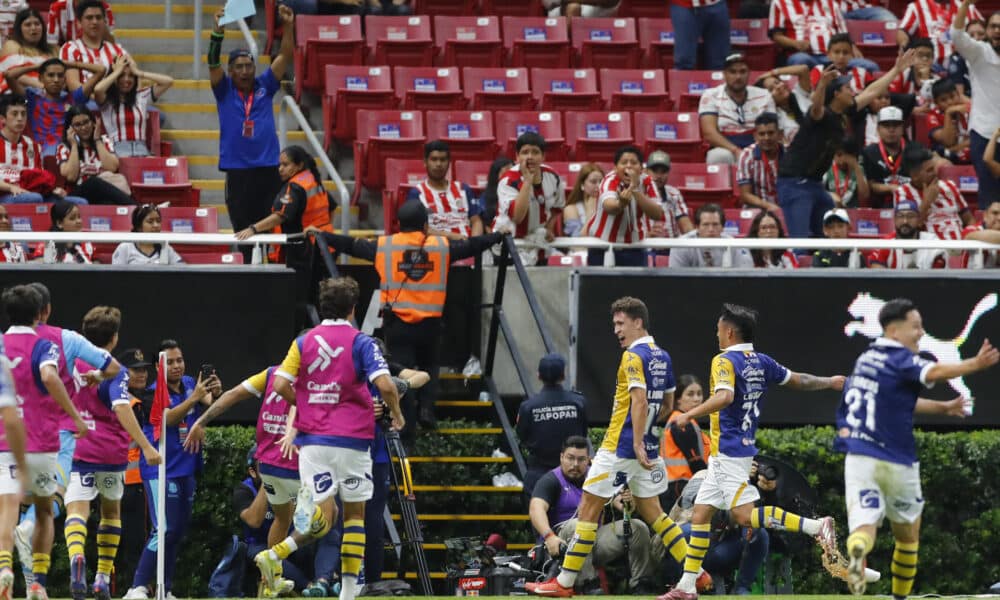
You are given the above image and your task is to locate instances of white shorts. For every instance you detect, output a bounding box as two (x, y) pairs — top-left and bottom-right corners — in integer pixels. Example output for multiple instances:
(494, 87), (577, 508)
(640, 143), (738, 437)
(0, 453), (19, 496)
(0, 453), (60, 498)
(261, 473), (299, 506)
(694, 455), (761, 510)
(298, 445), (373, 503)
(65, 470), (125, 503)
(582, 449), (668, 499)
(844, 453), (924, 530)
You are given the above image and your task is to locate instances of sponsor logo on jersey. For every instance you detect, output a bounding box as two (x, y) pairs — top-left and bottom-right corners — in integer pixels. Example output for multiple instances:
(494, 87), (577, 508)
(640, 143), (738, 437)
(314, 472), (333, 494)
(859, 489), (880, 509)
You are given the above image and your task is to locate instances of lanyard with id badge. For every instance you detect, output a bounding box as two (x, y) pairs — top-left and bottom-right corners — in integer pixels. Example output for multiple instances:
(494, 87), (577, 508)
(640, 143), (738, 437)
(239, 90), (255, 138)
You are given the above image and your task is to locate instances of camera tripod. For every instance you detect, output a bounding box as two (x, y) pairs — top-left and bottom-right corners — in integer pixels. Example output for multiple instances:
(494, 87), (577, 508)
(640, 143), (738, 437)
(384, 429), (433, 596)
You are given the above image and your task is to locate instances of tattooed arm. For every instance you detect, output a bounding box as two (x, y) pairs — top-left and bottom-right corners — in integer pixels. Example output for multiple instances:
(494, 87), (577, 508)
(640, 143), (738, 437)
(785, 372), (846, 391)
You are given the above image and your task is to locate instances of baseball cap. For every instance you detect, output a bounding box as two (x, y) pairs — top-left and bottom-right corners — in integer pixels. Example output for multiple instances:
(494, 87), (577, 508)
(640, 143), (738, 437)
(896, 200), (919, 214)
(878, 106), (905, 124)
(647, 150), (671, 169)
(538, 353), (566, 384)
(724, 52), (748, 68)
(228, 48), (253, 63)
(117, 348), (151, 369)
(823, 208), (851, 225)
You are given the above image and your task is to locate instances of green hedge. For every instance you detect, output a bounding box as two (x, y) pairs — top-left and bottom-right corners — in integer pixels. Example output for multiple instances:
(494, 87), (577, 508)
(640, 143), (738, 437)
(41, 424), (1000, 596)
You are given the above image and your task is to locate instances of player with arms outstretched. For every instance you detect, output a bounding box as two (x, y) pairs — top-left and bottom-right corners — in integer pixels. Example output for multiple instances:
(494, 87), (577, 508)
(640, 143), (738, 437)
(662, 303), (844, 600)
(527, 296), (708, 598)
(836, 298), (999, 597)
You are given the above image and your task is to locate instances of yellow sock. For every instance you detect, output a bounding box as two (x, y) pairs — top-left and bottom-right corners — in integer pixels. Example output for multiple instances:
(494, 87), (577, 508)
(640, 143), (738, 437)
(750, 506), (804, 532)
(273, 537), (297, 560)
(651, 513), (689, 564)
(32, 553), (50, 586)
(847, 531), (875, 556)
(96, 519), (121, 576)
(0, 550), (12, 571)
(683, 523), (711, 575)
(555, 520), (597, 588)
(891, 541), (919, 598)
(309, 505), (330, 538)
(64, 516), (88, 559)
(341, 519), (365, 580)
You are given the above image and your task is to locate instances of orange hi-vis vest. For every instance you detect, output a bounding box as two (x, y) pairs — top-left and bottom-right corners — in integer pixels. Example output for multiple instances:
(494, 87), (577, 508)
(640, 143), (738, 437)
(374, 231), (450, 324)
(124, 395), (143, 485)
(660, 410), (710, 482)
(269, 170), (334, 263)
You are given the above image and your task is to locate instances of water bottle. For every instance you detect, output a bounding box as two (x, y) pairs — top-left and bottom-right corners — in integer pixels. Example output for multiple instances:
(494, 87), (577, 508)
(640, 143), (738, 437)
(479, 391), (490, 403)
(251, 243), (263, 265)
(43, 241), (56, 264)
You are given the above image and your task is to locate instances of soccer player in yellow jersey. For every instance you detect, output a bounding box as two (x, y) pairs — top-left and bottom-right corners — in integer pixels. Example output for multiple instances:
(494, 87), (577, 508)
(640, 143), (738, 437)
(528, 297), (709, 597)
(661, 304), (845, 600)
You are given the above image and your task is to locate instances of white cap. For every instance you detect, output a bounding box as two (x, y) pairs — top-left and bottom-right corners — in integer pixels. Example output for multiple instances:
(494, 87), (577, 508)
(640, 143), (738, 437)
(878, 106), (904, 123)
(823, 208), (851, 224)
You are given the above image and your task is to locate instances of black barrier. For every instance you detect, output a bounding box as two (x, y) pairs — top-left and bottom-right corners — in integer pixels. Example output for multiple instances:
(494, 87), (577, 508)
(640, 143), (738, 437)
(575, 270), (1000, 427)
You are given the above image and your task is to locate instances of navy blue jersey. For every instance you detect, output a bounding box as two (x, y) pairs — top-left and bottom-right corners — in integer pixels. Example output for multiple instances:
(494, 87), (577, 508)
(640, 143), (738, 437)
(835, 338), (935, 465)
(709, 344), (790, 457)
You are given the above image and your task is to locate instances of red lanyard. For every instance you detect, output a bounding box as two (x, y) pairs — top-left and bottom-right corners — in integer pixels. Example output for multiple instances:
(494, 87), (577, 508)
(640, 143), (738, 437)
(238, 90), (254, 120)
(879, 138), (905, 179)
(832, 164), (849, 197)
(761, 150), (776, 192)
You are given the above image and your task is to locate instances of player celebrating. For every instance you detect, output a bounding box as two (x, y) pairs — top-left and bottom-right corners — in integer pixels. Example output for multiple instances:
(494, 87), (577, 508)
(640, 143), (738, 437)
(254, 277), (403, 600)
(836, 298), (999, 597)
(63, 307), (161, 600)
(527, 296), (708, 598)
(662, 303), (843, 600)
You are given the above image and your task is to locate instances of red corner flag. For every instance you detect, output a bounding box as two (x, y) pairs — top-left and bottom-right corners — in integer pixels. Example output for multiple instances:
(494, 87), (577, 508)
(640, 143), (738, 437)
(150, 352), (169, 442)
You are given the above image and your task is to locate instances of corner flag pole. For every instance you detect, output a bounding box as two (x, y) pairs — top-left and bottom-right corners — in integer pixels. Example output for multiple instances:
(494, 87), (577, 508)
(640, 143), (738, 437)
(154, 351), (168, 600)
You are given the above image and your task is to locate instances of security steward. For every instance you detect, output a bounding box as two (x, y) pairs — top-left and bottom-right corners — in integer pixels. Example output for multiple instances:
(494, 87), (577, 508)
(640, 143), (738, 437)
(658, 406), (710, 510)
(118, 348), (153, 586)
(516, 353), (588, 503)
(308, 199), (502, 428)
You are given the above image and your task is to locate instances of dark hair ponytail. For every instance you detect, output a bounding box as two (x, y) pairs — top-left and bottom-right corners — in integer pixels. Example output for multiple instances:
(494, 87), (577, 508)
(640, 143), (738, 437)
(281, 145), (323, 186)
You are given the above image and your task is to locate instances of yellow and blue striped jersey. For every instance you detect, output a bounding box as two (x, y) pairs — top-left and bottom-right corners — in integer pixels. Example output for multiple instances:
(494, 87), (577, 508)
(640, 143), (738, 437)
(708, 343), (790, 458)
(600, 336), (676, 459)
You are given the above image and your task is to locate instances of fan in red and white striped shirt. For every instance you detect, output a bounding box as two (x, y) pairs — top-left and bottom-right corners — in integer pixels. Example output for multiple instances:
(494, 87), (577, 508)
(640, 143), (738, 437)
(405, 179), (482, 239)
(59, 39), (128, 87)
(893, 178), (973, 239)
(898, 0), (983, 64)
(0, 128), (43, 187)
(585, 150), (665, 244)
(769, 0), (848, 56)
(46, 0), (114, 46)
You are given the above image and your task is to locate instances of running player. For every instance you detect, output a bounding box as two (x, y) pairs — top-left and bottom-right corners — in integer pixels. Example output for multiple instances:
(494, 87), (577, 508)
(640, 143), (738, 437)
(661, 303), (843, 600)
(63, 307), (161, 600)
(527, 296), (709, 598)
(254, 277), (403, 600)
(836, 298), (999, 597)
(1, 284), (87, 600)
(0, 336), (29, 600)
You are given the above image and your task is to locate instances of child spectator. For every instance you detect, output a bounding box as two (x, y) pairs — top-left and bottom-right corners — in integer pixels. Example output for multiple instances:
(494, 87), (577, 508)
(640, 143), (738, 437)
(809, 34), (875, 93)
(4, 58), (105, 157)
(823, 138), (870, 207)
(94, 55), (173, 157)
(860, 90), (892, 145)
(889, 37), (939, 110)
(46, 0), (114, 46)
(562, 163), (604, 237)
(927, 78), (972, 163)
(0, 8), (56, 95)
(895, 144), (974, 239)
(770, 0), (878, 71)
(33, 201), (94, 263)
(57, 105), (133, 205)
(112, 204), (184, 265)
(897, 0), (983, 66)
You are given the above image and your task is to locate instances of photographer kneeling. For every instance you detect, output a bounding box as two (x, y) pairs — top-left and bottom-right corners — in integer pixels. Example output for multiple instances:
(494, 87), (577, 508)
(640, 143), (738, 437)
(528, 436), (657, 594)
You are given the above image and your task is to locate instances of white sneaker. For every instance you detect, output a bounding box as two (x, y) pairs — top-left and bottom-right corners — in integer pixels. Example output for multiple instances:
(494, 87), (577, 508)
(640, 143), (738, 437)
(165, 592), (178, 600)
(293, 485), (315, 536)
(13, 521), (33, 588)
(864, 567), (881, 583)
(123, 586), (149, 600)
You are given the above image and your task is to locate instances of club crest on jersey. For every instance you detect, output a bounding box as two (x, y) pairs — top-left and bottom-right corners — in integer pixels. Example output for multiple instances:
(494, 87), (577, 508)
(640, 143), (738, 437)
(397, 250), (432, 280)
(650, 468), (664, 484)
(103, 475), (117, 489)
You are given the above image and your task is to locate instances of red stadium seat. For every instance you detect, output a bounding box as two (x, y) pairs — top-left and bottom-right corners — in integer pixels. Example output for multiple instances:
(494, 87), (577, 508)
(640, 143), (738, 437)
(4, 204), (52, 231)
(434, 16), (503, 68)
(413, 0), (477, 15)
(564, 111), (634, 162)
(453, 160), (493, 192)
(146, 107), (166, 156)
(482, 0), (545, 17)
(503, 16), (571, 68)
(425, 110), (497, 161)
(494, 110), (569, 159)
(666, 162), (735, 207)
(392, 66), (465, 110)
(637, 18), (675, 70)
(462, 67), (534, 111)
(941, 165), (980, 208)
(183, 252), (245, 264)
(79, 205), (132, 231)
(633, 112), (705, 162)
(353, 110), (427, 201)
(383, 158), (430, 233)
(571, 18), (641, 69)
(913, 111), (933, 147)
(846, 20), (900, 72)
(293, 15), (364, 99)
(729, 19), (775, 71)
(323, 65), (397, 148)
(160, 206), (224, 256)
(118, 157), (199, 207)
(547, 254), (585, 266)
(668, 69), (725, 111)
(725, 207), (755, 237)
(365, 15), (435, 67)
(618, 0), (671, 17)
(850, 208), (895, 237)
(530, 68), (602, 111)
(599, 69), (671, 111)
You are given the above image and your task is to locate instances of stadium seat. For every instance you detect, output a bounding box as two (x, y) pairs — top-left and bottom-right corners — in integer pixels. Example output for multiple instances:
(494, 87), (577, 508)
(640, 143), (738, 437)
(796, 254), (813, 267)
(494, 110), (569, 160)
(183, 252), (245, 265)
(353, 110), (427, 202)
(293, 15), (364, 99)
(547, 254), (585, 266)
(157, 206), (225, 256)
(503, 16), (571, 68)
(146, 107), (167, 156)
(618, 0), (673, 17)
(666, 162), (735, 207)
(264, 0), (281, 55)
(322, 65), (397, 148)
(393, 66), (465, 110)
(633, 111), (705, 162)
(413, 0), (477, 15)
(383, 158), (430, 233)
(462, 67), (534, 111)
(118, 157), (199, 207)
(599, 69), (671, 111)
(453, 160), (493, 192)
(571, 18), (641, 69)
(913, 111), (932, 147)
(79, 205), (132, 231)
(846, 20), (900, 72)
(530, 68), (602, 111)
(729, 19), (775, 71)
(483, 0), (545, 17)
(850, 208), (894, 237)
(668, 69), (725, 111)
(4, 203), (52, 231)
(637, 18), (675, 70)
(366, 15), (435, 67)
(424, 110), (498, 161)
(564, 111), (634, 162)
(434, 16), (503, 68)
(941, 165), (980, 208)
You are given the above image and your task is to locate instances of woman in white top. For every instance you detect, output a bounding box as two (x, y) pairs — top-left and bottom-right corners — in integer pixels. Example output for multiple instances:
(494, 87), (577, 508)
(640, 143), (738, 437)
(562, 163), (604, 237)
(94, 54), (173, 157)
(0, 8), (56, 93)
(112, 204), (184, 265)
